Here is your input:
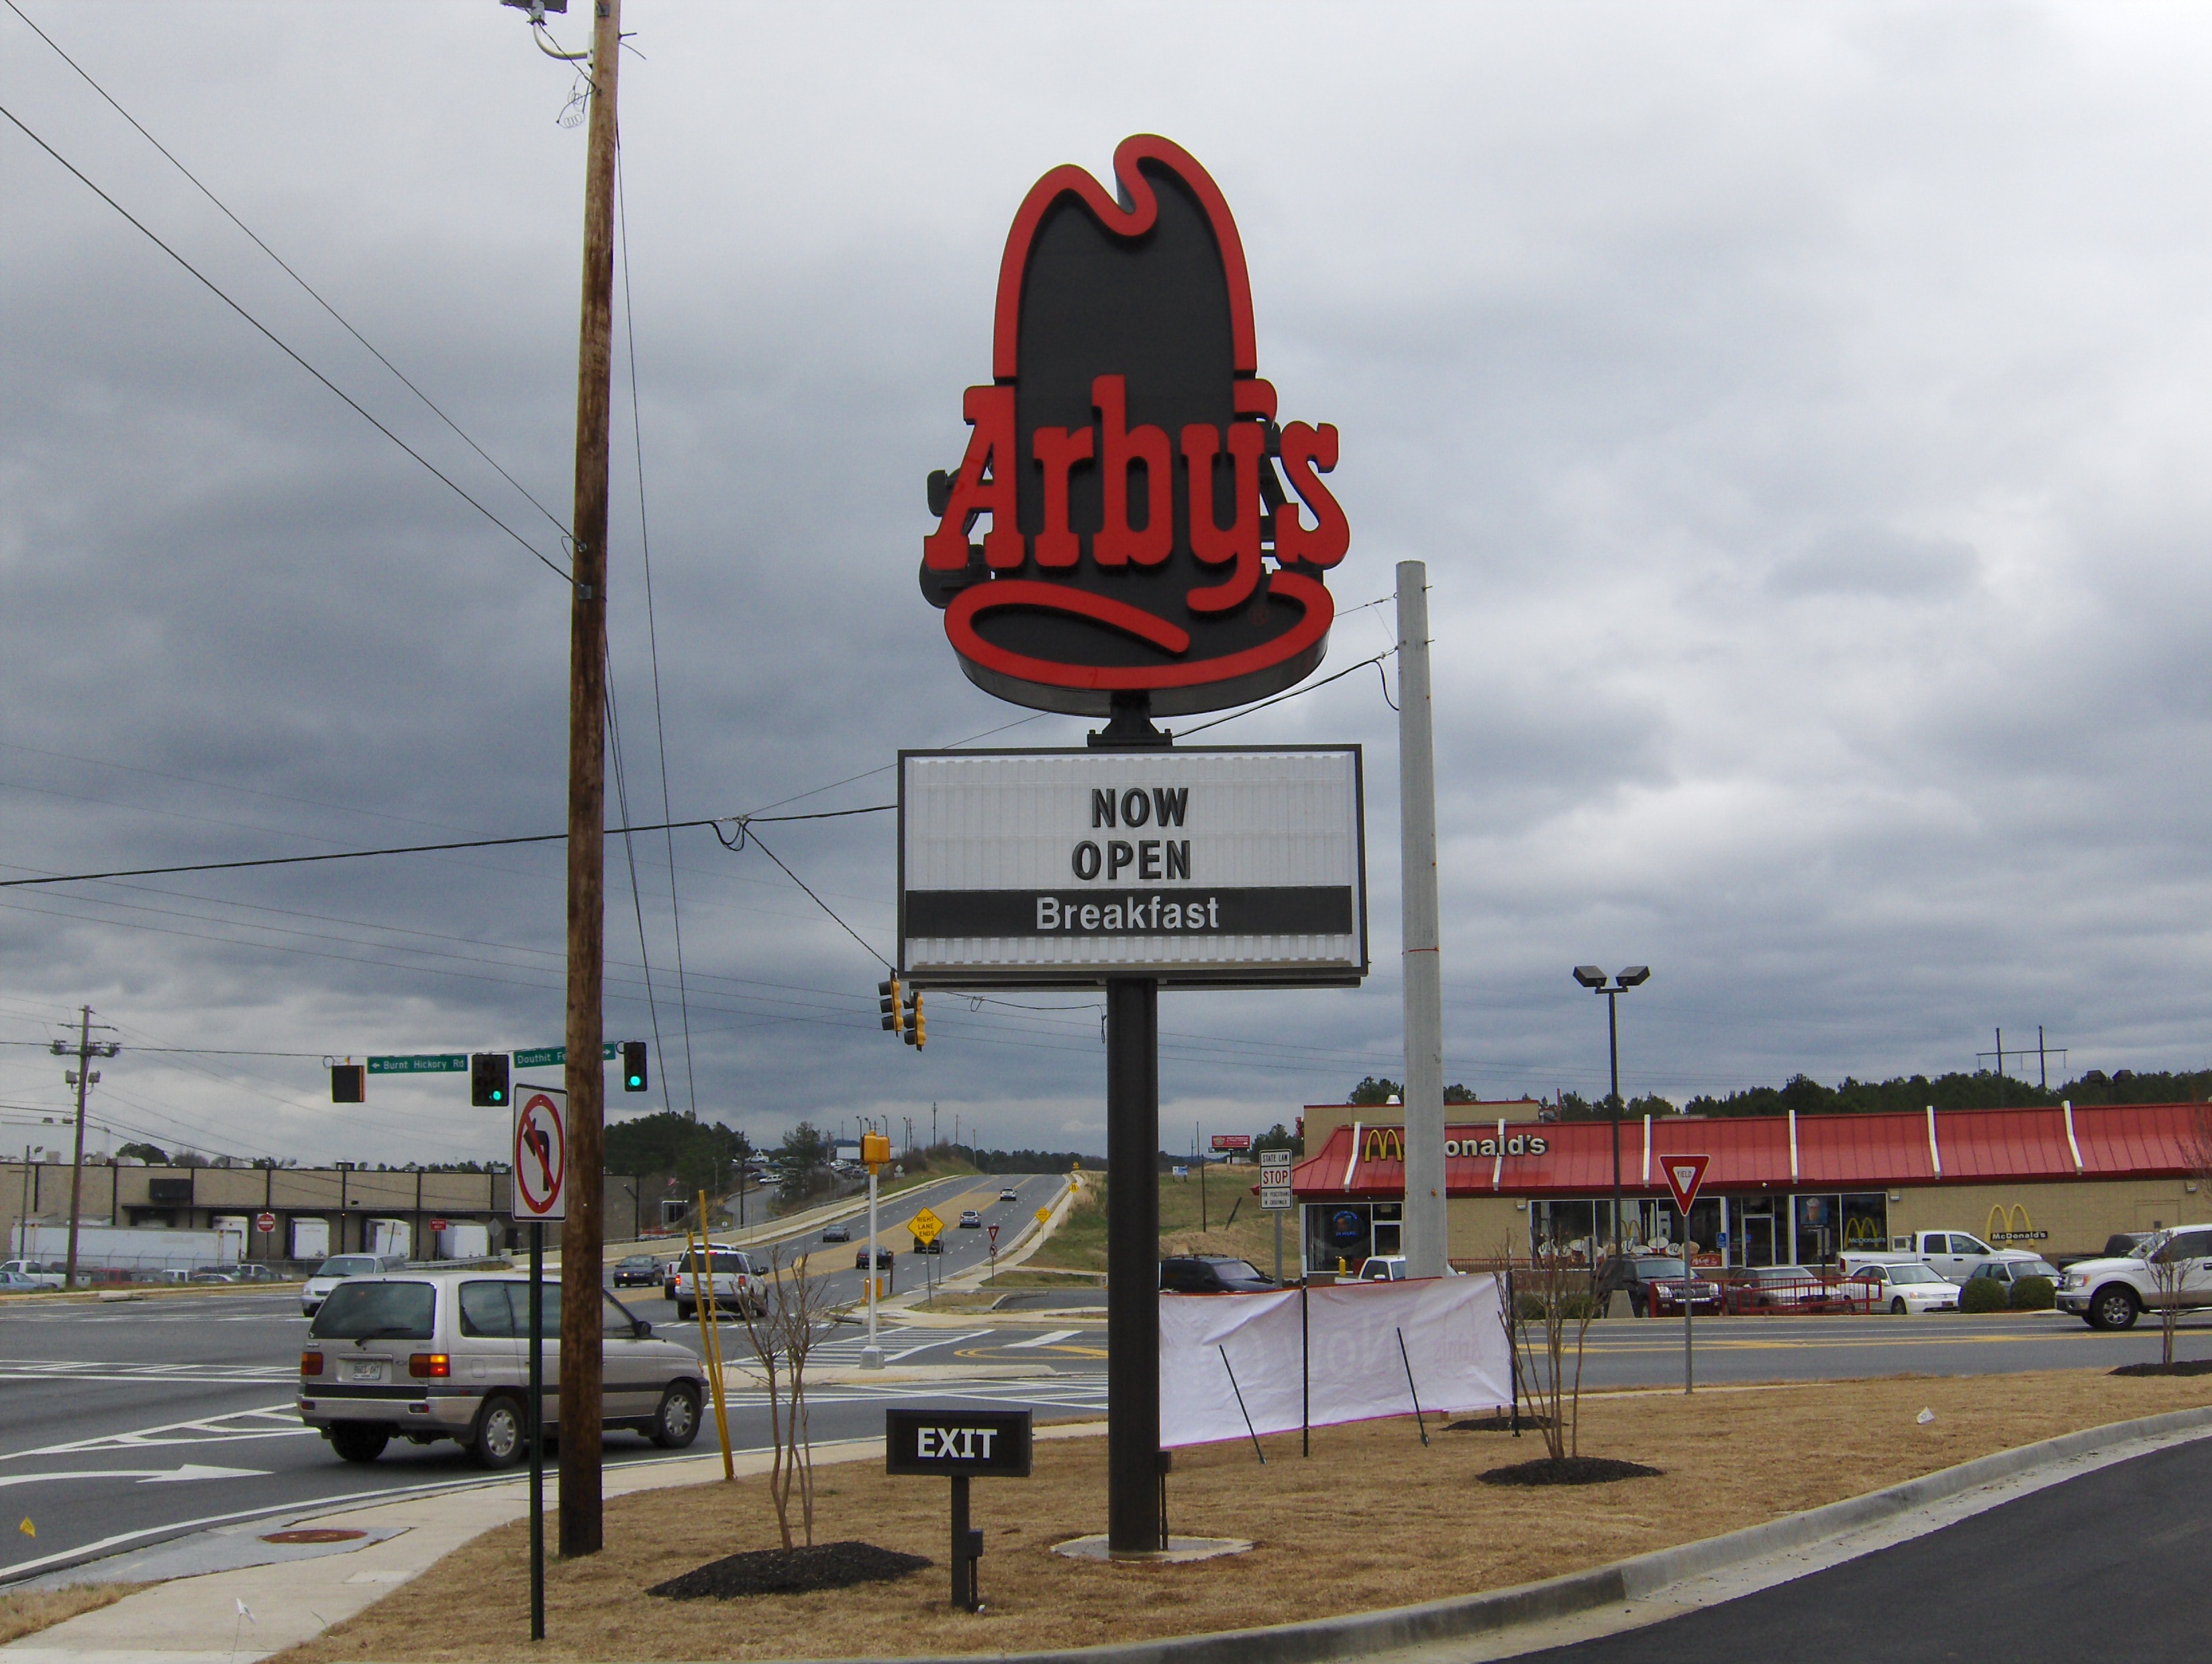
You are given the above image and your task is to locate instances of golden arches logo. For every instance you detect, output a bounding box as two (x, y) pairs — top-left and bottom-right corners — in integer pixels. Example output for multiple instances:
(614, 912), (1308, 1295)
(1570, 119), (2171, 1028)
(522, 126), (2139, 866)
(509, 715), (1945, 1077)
(1987, 1202), (2040, 1243)
(1844, 1214), (1885, 1246)
(1362, 1127), (1405, 1163)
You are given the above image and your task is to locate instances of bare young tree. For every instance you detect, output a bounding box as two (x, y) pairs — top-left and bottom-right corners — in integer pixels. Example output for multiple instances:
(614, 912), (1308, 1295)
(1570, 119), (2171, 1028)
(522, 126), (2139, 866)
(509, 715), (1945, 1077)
(1494, 1235), (1603, 1463)
(740, 1245), (850, 1548)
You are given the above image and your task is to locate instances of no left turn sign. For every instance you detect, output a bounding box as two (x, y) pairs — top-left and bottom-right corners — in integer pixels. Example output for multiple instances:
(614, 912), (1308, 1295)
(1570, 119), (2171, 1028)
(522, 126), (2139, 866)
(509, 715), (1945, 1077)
(512, 1090), (567, 1221)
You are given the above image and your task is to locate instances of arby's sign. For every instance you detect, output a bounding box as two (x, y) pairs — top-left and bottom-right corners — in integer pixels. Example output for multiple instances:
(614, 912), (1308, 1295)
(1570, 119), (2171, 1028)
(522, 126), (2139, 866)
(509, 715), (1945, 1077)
(919, 135), (1348, 717)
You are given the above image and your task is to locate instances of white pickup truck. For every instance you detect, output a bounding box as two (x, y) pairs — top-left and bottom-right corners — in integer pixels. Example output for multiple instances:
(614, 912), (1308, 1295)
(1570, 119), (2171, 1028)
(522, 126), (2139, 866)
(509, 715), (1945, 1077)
(2058, 1226), (2212, 1331)
(1842, 1231), (2001, 1285)
(0, 1259), (66, 1290)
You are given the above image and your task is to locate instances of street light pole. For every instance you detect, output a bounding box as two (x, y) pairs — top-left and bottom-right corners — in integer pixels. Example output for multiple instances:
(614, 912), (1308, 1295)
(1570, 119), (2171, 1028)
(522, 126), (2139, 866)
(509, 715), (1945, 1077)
(1574, 966), (1650, 1257)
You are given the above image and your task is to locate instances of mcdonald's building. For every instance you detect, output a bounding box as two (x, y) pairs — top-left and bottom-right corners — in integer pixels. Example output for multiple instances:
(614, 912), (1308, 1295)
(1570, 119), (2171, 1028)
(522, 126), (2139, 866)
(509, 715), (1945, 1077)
(1288, 1098), (2212, 1273)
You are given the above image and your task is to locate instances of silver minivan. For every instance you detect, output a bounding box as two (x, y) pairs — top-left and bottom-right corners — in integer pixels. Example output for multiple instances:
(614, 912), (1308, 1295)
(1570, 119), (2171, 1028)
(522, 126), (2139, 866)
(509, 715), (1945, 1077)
(298, 1271), (706, 1467)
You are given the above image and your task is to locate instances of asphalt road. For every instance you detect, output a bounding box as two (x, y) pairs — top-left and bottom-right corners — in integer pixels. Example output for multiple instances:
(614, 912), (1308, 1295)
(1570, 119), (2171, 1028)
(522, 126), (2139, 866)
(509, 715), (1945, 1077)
(5, 1213), (2206, 1589)
(1513, 1433), (2212, 1663)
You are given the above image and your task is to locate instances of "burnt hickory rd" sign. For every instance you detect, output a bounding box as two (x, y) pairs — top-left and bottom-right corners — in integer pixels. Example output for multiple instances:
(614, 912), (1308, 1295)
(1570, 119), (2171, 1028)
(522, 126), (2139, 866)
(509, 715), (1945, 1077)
(899, 747), (1366, 988)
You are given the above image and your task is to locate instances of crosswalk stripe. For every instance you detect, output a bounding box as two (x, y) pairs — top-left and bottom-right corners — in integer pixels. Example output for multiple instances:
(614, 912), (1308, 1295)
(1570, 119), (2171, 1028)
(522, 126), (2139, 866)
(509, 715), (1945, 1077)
(1003, 1329), (1080, 1349)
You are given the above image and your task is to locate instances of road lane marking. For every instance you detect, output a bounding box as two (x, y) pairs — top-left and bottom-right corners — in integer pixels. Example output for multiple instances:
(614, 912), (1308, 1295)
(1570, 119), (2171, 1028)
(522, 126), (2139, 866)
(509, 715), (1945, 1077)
(0, 1463), (268, 1489)
(1003, 1329), (1080, 1349)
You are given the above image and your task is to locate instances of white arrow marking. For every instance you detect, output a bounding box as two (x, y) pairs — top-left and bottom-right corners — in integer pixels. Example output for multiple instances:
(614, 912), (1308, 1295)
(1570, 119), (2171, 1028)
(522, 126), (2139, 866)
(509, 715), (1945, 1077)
(0, 1463), (268, 1489)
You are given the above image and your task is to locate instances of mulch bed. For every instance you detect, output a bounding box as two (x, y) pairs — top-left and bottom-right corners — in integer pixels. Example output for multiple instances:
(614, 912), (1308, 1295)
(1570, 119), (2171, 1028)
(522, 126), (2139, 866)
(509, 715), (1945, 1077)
(648, 1542), (931, 1600)
(2109, 1359), (2212, 1378)
(1477, 1455), (1662, 1486)
(1447, 1413), (1553, 1433)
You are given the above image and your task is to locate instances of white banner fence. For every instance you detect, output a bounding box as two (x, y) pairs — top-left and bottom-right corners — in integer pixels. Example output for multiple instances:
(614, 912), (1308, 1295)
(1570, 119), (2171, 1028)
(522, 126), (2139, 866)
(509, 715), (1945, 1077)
(1160, 1273), (1512, 1449)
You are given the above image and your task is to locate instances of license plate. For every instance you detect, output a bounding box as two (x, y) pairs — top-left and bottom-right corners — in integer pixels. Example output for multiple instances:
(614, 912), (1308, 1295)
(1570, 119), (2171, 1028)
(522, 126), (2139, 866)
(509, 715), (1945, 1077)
(345, 1360), (384, 1382)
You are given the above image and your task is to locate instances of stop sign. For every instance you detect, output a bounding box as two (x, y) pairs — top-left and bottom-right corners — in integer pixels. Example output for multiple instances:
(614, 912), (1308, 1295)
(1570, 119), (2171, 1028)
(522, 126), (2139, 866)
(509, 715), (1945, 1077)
(254, 1212), (276, 1233)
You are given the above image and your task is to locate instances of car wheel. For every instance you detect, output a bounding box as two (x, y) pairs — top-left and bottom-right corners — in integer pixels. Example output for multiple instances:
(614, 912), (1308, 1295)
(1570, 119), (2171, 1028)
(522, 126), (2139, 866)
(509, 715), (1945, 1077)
(2088, 1285), (2140, 1331)
(1891, 1297), (1907, 1314)
(470, 1394), (527, 1469)
(675, 1300), (694, 1322)
(330, 1422), (389, 1464)
(649, 1382), (702, 1449)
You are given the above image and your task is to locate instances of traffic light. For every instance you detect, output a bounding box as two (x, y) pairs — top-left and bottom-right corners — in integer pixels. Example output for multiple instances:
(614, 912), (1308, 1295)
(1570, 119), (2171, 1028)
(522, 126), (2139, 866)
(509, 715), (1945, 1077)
(621, 1040), (648, 1092)
(905, 991), (925, 1049)
(878, 977), (905, 1040)
(330, 1062), (365, 1104)
(861, 1132), (890, 1169)
(469, 1051), (510, 1108)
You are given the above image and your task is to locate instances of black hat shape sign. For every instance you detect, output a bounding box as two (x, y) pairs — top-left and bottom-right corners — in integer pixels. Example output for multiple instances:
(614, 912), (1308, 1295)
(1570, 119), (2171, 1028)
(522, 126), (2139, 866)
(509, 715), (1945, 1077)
(921, 135), (1348, 719)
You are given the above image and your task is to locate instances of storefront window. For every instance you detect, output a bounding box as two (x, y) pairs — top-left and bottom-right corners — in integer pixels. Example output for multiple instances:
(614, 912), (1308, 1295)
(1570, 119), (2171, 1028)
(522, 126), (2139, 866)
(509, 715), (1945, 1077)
(1305, 1202), (1372, 1274)
(1794, 1194), (1843, 1264)
(1842, 1192), (1888, 1253)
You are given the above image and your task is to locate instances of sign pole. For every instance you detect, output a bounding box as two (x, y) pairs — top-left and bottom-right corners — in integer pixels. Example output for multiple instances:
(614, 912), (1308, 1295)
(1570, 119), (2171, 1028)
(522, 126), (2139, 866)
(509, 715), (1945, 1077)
(527, 1218), (544, 1642)
(862, 1157), (882, 1369)
(1273, 1211), (1284, 1288)
(1683, 1229), (1693, 1395)
(1397, 561), (1448, 1280)
(1660, 1154), (1709, 1398)
(1106, 972), (1160, 1555)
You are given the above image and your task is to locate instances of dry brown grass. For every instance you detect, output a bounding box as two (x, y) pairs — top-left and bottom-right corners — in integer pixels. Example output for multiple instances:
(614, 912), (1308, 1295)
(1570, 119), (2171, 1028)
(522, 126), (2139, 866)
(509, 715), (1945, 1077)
(278, 1368), (2211, 1663)
(0, 1584), (140, 1646)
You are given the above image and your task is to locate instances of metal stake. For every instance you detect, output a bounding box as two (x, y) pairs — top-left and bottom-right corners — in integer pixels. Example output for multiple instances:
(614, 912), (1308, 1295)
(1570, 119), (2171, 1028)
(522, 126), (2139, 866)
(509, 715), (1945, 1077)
(528, 1220), (544, 1641)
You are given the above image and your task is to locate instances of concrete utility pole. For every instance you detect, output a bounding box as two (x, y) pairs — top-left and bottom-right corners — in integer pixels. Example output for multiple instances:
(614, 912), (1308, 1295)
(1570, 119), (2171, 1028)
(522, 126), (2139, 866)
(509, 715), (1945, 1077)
(54, 1006), (119, 1292)
(1397, 561), (1448, 1279)
(558, 0), (621, 1560)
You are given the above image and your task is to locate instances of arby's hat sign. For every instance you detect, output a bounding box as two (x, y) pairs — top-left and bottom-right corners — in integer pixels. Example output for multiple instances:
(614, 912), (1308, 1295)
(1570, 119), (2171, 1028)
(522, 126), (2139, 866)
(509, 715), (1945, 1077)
(920, 136), (1348, 718)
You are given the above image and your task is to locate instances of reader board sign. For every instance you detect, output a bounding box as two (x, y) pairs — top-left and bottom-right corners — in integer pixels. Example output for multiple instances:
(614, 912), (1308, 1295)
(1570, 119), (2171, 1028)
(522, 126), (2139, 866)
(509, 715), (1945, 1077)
(885, 1408), (1034, 1477)
(899, 747), (1366, 989)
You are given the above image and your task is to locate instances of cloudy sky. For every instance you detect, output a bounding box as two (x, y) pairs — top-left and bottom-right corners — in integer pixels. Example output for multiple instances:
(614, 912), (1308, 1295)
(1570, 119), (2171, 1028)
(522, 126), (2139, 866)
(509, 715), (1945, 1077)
(7, 2), (2212, 1169)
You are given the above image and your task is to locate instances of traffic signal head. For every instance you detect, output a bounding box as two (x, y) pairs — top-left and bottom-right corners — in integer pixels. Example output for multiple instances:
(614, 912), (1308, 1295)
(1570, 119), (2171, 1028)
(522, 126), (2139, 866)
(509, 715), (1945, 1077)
(905, 991), (925, 1049)
(861, 1131), (890, 1169)
(621, 1040), (648, 1092)
(469, 1052), (510, 1108)
(878, 977), (905, 1038)
(330, 1062), (365, 1104)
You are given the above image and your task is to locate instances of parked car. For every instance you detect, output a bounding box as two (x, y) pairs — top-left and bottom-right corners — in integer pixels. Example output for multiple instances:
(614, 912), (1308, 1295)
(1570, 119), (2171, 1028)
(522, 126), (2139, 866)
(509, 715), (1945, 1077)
(189, 1267), (240, 1284)
(820, 1224), (852, 1243)
(2102, 1232), (2150, 1259)
(669, 1246), (763, 1322)
(958, 1210), (983, 1229)
(2058, 1227), (2212, 1330)
(1358, 1255), (1408, 1281)
(0, 1269), (46, 1292)
(1716, 1265), (1858, 1313)
(611, 1254), (660, 1289)
(231, 1263), (287, 1283)
(1159, 1255), (1277, 1294)
(1849, 1261), (1960, 1313)
(0, 1259), (65, 1290)
(299, 1271), (704, 1466)
(1966, 1253), (2062, 1298)
(301, 1253), (403, 1316)
(855, 1246), (894, 1271)
(1615, 1257), (1721, 1316)
(999, 1187), (1019, 1202)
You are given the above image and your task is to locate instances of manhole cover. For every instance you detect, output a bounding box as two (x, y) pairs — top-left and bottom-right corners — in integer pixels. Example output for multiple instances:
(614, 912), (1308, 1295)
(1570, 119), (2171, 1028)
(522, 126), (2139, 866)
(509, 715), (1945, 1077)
(260, 1528), (368, 1545)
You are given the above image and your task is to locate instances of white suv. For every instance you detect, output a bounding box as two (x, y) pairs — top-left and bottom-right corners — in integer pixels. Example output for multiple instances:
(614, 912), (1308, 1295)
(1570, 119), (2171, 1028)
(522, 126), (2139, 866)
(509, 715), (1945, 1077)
(2058, 1227), (2212, 1330)
(670, 1245), (762, 1322)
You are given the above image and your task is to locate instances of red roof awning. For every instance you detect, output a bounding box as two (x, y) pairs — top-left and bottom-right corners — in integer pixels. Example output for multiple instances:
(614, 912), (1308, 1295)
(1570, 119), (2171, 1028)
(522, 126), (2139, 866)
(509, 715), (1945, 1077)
(1290, 1102), (2207, 1199)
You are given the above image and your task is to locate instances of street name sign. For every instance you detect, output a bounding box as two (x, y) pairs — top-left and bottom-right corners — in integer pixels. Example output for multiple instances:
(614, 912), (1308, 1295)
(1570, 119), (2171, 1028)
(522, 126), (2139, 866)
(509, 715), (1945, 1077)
(511, 1090), (567, 1222)
(367, 1054), (466, 1075)
(1258, 1147), (1293, 1209)
(899, 747), (1366, 988)
(909, 1207), (945, 1245)
(512, 1043), (620, 1070)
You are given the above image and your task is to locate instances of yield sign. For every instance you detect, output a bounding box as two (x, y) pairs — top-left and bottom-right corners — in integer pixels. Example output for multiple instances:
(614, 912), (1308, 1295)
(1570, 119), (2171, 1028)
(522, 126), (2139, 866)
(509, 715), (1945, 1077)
(987, 1223), (1000, 1247)
(1662, 1153), (1711, 1215)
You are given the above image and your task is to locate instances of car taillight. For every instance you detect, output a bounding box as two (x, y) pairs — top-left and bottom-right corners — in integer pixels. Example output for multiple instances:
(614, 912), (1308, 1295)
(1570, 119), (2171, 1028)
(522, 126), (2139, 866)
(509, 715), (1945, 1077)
(301, 1351), (323, 1375)
(409, 1353), (450, 1378)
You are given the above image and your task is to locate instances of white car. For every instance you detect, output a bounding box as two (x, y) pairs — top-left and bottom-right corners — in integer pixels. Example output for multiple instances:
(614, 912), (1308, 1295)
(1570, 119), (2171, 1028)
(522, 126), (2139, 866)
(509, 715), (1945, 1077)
(301, 1253), (401, 1316)
(0, 1259), (65, 1290)
(1848, 1261), (1959, 1313)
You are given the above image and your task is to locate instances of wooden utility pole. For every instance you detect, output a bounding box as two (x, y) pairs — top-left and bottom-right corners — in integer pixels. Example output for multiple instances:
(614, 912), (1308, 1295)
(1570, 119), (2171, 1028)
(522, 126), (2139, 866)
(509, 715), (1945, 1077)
(560, 0), (621, 1560)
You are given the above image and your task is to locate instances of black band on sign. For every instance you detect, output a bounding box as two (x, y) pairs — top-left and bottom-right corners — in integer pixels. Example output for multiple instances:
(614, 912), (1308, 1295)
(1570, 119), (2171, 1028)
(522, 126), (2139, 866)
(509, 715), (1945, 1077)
(905, 885), (1354, 939)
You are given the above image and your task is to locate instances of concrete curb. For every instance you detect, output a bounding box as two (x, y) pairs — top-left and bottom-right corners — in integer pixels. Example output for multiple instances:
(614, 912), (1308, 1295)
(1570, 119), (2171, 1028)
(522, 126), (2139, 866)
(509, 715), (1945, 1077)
(760, 1402), (2212, 1664)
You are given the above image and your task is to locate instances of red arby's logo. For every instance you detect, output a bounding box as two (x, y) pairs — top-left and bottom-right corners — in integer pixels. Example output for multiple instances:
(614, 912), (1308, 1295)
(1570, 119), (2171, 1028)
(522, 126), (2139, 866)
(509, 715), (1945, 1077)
(920, 135), (1348, 719)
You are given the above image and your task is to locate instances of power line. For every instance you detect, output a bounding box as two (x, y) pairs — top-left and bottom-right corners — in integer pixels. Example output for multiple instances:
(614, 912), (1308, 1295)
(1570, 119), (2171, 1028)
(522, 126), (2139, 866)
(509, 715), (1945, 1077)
(1177, 649), (1393, 737)
(713, 819), (893, 971)
(615, 144), (697, 1121)
(0, 803), (893, 888)
(0, 100), (570, 582)
(3, 0), (569, 542)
